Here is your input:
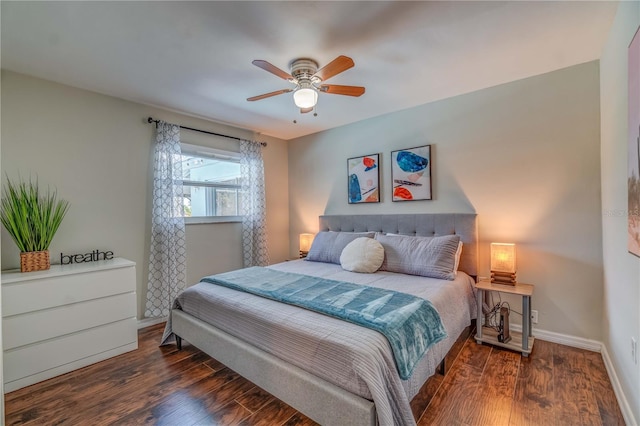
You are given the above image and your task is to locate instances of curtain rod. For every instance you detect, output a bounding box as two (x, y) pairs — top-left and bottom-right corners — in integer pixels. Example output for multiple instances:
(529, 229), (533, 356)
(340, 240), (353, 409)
(147, 117), (267, 147)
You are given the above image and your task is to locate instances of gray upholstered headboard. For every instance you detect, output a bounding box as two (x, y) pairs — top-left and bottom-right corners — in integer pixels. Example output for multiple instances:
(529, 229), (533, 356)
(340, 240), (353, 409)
(319, 214), (478, 279)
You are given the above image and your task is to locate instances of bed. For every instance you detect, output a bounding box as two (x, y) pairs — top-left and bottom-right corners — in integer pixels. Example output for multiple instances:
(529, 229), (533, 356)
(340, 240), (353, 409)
(163, 214), (478, 426)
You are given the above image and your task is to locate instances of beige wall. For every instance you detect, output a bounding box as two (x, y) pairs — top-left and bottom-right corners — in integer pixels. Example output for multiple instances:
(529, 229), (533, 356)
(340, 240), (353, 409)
(600, 1), (640, 422)
(289, 61), (603, 340)
(0, 70), (290, 318)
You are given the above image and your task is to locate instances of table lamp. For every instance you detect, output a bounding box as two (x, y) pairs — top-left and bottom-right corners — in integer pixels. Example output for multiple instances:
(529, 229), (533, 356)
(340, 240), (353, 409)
(490, 242), (517, 285)
(299, 233), (314, 258)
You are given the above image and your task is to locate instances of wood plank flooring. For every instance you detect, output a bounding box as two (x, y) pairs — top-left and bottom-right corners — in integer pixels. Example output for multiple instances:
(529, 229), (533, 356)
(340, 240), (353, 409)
(5, 323), (625, 425)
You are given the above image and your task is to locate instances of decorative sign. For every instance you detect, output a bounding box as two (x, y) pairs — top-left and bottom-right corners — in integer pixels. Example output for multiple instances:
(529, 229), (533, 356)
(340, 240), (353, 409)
(60, 249), (114, 265)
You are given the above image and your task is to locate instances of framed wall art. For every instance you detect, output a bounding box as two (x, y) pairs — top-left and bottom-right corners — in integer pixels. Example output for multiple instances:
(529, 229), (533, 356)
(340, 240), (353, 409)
(347, 153), (380, 204)
(628, 26), (640, 257)
(391, 145), (432, 201)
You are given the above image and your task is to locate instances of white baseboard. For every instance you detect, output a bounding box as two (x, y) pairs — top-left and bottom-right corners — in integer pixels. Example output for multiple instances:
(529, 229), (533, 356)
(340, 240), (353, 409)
(507, 324), (637, 425)
(137, 317), (167, 329)
(510, 324), (602, 352)
(600, 345), (638, 426)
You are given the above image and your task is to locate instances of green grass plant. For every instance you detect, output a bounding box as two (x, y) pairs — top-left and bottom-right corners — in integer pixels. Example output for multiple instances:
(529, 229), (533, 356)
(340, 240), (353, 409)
(1, 177), (70, 253)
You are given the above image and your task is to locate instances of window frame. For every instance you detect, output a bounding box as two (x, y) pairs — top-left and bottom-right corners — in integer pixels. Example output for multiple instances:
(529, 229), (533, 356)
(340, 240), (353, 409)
(180, 143), (243, 225)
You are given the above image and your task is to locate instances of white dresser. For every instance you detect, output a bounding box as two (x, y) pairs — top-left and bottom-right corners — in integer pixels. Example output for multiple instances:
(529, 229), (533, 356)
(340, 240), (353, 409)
(1, 257), (138, 392)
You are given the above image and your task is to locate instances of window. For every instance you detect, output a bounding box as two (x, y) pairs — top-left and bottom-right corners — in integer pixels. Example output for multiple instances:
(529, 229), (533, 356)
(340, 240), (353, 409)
(180, 143), (242, 223)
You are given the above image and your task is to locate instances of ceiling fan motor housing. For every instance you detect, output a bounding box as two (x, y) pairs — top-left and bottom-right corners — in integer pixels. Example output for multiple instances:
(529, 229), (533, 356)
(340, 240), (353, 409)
(290, 58), (321, 84)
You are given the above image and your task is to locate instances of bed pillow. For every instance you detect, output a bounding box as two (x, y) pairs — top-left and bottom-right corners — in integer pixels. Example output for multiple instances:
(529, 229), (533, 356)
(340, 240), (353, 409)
(306, 231), (375, 264)
(453, 241), (464, 273)
(384, 233), (464, 274)
(340, 237), (385, 273)
(375, 233), (461, 280)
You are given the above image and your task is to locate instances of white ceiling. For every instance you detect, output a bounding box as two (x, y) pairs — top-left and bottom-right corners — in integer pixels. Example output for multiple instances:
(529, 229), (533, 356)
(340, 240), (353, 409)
(1, 1), (618, 140)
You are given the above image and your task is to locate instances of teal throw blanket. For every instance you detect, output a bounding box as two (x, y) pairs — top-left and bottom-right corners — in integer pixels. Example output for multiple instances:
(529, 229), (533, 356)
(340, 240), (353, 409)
(201, 267), (447, 380)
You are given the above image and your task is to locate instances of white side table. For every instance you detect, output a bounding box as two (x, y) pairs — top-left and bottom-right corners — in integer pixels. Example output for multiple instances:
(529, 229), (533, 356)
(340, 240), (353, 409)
(474, 280), (535, 356)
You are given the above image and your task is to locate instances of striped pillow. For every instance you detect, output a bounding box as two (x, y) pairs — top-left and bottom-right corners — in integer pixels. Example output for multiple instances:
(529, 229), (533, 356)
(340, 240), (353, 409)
(375, 233), (460, 280)
(306, 231), (375, 264)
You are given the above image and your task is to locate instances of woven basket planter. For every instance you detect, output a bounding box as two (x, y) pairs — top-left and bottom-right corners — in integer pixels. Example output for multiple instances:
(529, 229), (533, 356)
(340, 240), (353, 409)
(20, 250), (50, 273)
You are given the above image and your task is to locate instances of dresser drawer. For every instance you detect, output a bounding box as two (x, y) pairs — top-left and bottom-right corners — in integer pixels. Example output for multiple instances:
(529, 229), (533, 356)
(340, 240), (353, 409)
(4, 318), (137, 383)
(2, 265), (135, 316)
(3, 292), (136, 350)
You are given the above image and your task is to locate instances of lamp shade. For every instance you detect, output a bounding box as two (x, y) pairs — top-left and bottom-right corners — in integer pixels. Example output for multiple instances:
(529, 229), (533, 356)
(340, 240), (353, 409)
(299, 233), (314, 253)
(293, 87), (318, 108)
(490, 243), (516, 273)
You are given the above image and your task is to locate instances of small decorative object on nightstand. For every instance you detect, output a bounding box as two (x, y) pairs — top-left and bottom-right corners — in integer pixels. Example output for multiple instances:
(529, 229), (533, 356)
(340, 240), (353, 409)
(490, 242), (517, 285)
(299, 233), (314, 258)
(475, 279), (535, 356)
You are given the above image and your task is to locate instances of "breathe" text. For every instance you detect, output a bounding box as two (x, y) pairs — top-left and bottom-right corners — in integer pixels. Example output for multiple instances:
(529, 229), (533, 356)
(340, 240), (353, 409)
(60, 249), (114, 265)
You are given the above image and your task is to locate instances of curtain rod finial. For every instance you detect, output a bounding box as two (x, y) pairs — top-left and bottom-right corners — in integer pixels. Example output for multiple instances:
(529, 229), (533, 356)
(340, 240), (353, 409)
(147, 117), (154, 123)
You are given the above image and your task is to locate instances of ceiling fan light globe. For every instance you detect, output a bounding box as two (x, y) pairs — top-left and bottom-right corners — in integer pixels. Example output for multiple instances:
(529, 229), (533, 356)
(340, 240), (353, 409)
(293, 87), (318, 108)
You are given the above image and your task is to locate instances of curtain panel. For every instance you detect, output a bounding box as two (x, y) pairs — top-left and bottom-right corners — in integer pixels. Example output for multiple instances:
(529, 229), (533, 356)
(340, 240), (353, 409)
(145, 121), (188, 318)
(240, 139), (269, 267)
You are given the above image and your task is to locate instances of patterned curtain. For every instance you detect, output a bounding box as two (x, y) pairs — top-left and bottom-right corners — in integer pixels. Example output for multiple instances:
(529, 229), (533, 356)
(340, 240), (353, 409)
(240, 140), (269, 267)
(145, 121), (187, 318)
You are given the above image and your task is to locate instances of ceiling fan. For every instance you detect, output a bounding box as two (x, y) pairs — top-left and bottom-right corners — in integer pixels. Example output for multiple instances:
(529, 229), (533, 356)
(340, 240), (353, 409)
(247, 55), (365, 113)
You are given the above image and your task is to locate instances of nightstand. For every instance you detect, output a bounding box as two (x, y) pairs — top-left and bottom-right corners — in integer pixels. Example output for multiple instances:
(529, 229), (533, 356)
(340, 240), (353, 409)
(474, 280), (535, 356)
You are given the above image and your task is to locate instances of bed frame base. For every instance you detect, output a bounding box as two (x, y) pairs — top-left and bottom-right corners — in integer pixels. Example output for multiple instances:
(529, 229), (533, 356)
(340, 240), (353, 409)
(170, 213), (478, 425)
(171, 309), (377, 426)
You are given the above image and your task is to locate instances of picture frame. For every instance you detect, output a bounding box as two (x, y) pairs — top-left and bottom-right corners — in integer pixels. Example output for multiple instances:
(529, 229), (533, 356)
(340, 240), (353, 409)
(391, 145), (432, 201)
(347, 153), (380, 204)
(628, 26), (640, 257)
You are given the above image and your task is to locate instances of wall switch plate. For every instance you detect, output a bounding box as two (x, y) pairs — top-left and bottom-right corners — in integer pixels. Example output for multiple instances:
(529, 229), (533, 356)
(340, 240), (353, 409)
(531, 310), (539, 324)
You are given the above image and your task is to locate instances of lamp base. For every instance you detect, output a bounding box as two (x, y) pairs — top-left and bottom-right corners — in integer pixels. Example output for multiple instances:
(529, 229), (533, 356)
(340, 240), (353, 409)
(491, 271), (516, 285)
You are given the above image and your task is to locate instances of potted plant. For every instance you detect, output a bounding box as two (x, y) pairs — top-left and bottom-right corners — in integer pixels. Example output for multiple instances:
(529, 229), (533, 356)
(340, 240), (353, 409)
(1, 177), (70, 272)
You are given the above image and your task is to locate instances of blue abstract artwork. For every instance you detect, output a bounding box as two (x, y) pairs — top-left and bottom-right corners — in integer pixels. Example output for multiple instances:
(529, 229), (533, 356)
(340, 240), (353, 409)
(347, 153), (380, 204)
(391, 145), (432, 201)
(348, 174), (362, 203)
(396, 151), (428, 173)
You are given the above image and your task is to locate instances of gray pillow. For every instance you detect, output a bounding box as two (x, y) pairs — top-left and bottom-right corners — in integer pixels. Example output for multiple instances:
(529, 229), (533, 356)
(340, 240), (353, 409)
(375, 233), (461, 280)
(306, 231), (375, 264)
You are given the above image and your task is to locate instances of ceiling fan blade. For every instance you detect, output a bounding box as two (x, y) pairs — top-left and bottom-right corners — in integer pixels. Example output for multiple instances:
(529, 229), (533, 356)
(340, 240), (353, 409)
(300, 107), (313, 114)
(319, 85), (365, 97)
(252, 60), (293, 80)
(313, 55), (355, 82)
(247, 89), (292, 102)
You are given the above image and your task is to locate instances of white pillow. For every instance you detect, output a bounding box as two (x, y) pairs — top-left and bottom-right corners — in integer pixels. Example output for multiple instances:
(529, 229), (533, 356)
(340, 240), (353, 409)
(340, 237), (385, 273)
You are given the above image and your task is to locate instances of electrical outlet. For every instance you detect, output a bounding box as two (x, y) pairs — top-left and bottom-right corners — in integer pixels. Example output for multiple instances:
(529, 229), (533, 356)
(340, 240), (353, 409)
(632, 338), (638, 364)
(531, 310), (539, 324)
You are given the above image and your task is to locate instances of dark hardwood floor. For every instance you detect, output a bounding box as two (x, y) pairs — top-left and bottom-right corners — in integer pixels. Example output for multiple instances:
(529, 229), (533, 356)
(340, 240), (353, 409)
(5, 323), (625, 425)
